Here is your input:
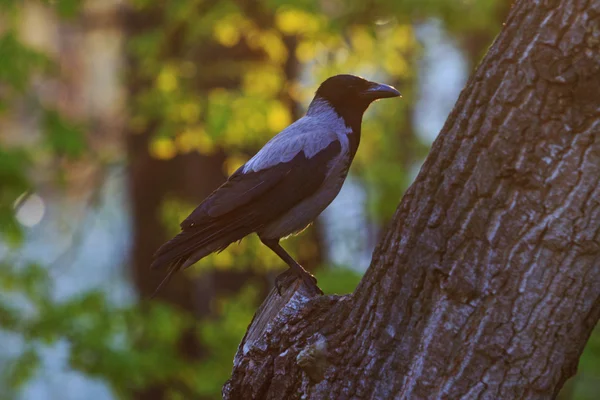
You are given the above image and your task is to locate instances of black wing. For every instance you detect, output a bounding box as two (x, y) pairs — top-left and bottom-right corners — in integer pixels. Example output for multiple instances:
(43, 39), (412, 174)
(181, 140), (342, 229)
(180, 160), (292, 229)
(151, 140), (342, 271)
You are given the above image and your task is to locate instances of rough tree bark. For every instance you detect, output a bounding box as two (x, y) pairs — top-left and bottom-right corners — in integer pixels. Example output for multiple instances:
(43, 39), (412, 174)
(223, 0), (600, 399)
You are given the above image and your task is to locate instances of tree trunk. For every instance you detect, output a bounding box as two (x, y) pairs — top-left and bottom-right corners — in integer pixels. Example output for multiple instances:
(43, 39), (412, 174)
(123, 4), (267, 399)
(223, 0), (600, 398)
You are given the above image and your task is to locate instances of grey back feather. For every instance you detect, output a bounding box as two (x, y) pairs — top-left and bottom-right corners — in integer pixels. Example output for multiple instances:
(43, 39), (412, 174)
(243, 101), (350, 173)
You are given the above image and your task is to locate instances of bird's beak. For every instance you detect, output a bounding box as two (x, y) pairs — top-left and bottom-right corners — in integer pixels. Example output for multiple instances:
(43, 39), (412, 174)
(362, 82), (401, 100)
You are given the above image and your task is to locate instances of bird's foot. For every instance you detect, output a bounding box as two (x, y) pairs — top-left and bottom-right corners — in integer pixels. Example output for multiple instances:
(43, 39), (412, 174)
(299, 269), (317, 286)
(274, 266), (322, 296)
(274, 269), (296, 295)
(292, 265), (323, 295)
(274, 273), (286, 295)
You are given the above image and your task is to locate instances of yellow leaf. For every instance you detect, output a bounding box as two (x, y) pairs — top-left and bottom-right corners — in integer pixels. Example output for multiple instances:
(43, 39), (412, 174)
(350, 26), (374, 55)
(248, 114), (266, 132)
(176, 129), (197, 154)
(212, 249), (234, 269)
(268, 102), (291, 132)
(177, 126), (214, 155)
(149, 137), (177, 160)
(383, 52), (410, 76)
(243, 67), (283, 96)
(393, 25), (415, 51)
(213, 18), (241, 47)
(156, 66), (178, 92)
(275, 8), (321, 34)
(223, 154), (248, 176)
(224, 120), (246, 144)
(180, 102), (201, 123)
(257, 30), (287, 64)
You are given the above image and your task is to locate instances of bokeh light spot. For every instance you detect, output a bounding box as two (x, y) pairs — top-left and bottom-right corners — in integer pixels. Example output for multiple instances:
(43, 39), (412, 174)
(14, 193), (46, 227)
(150, 137), (177, 160)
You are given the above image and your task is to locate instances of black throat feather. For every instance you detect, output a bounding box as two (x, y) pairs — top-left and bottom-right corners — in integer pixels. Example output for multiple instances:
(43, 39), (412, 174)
(319, 97), (369, 160)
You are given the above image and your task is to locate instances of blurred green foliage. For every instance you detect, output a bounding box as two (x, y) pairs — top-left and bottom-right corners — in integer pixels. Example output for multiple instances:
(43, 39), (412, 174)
(0, 261), (247, 398)
(0, 1), (87, 246)
(0, 148), (31, 246)
(0, 0), (598, 399)
(0, 261), (361, 398)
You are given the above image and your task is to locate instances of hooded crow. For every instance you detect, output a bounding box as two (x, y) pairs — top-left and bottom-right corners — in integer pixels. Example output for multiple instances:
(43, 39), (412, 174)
(151, 74), (400, 296)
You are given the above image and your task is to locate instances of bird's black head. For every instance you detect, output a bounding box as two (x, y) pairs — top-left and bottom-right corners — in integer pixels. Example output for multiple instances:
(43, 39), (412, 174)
(310, 74), (400, 119)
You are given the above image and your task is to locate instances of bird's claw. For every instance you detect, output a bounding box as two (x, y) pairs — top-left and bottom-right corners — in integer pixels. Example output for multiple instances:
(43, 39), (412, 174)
(274, 274), (285, 295)
(294, 267), (322, 295)
(300, 272), (322, 295)
(274, 267), (322, 296)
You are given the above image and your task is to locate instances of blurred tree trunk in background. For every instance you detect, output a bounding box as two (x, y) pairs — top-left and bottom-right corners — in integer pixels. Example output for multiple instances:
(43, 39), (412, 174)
(123, 6), (233, 400)
(123, 3), (305, 398)
(224, 0), (600, 398)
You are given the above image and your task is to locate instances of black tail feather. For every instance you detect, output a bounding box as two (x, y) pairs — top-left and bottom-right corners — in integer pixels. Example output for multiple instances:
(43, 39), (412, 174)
(150, 208), (257, 296)
(151, 214), (255, 271)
